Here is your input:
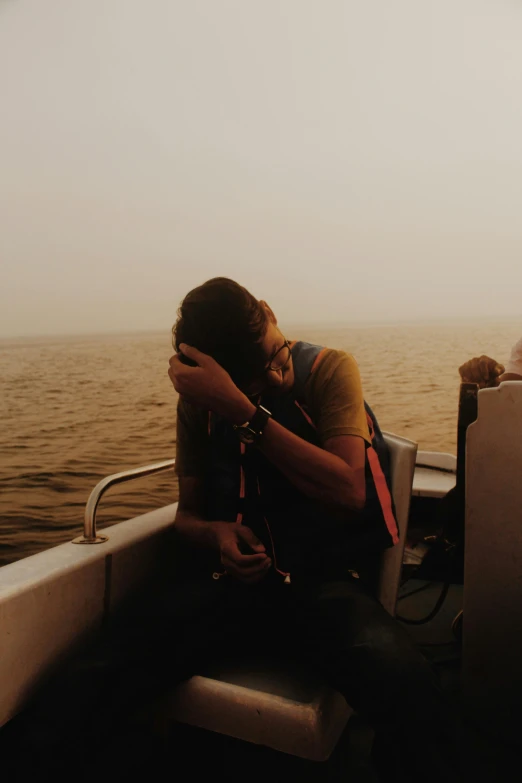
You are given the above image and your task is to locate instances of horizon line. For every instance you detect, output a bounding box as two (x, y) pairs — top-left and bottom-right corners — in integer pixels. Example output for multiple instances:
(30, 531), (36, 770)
(0, 313), (520, 342)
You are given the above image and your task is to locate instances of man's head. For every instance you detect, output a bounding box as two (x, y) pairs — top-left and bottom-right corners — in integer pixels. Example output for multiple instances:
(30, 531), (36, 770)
(172, 277), (294, 395)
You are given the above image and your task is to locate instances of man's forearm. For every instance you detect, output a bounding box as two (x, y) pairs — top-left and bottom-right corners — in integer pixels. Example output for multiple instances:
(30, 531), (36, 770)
(232, 397), (363, 509)
(174, 508), (221, 550)
(258, 418), (364, 509)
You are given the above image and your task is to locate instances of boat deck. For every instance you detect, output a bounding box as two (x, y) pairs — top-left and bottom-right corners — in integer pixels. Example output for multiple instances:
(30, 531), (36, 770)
(1, 578), (467, 783)
(162, 581), (464, 783)
(163, 581), (517, 783)
(3, 457), (519, 780)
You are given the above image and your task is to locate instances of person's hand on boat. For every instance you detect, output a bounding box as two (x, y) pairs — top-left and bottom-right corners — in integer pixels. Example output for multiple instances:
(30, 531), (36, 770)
(458, 355), (505, 389)
(168, 344), (256, 423)
(212, 522), (272, 583)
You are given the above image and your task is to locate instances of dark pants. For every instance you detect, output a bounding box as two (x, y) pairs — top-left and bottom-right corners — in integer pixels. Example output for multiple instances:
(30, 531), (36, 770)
(2, 572), (460, 782)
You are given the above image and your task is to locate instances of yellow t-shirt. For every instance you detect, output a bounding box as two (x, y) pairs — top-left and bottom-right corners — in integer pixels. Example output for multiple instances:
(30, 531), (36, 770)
(175, 348), (370, 477)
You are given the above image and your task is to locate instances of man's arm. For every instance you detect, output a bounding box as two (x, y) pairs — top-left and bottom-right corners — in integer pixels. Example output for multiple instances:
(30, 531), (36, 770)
(170, 347), (367, 512)
(174, 475), (221, 549)
(256, 422), (366, 510)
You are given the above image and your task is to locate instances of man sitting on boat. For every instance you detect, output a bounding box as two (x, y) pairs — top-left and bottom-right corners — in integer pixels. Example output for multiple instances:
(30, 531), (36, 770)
(167, 276), (460, 783)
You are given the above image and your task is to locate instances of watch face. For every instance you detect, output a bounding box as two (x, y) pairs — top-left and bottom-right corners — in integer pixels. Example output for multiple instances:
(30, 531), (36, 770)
(237, 427), (256, 445)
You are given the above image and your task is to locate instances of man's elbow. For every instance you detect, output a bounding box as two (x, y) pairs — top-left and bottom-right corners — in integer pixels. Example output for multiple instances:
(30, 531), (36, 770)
(337, 484), (366, 512)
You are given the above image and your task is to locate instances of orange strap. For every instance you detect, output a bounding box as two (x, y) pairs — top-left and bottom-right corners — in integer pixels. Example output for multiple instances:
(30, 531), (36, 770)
(365, 412), (399, 544)
(264, 515), (290, 577)
(310, 346), (328, 374)
(294, 399), (315, 428)
(236, 442), (246, 524)
(366, 445), (399, 545)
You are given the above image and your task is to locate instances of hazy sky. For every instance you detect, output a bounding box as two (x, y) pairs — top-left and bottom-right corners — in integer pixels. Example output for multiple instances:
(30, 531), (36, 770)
(1, 0), (521, 337)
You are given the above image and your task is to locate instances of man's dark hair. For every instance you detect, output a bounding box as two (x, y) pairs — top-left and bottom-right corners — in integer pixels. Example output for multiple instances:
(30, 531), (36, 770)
(172, 277), (269, 386)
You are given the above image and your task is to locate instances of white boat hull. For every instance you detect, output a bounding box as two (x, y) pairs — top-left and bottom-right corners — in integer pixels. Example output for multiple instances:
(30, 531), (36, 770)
(0, 503), (177, 728)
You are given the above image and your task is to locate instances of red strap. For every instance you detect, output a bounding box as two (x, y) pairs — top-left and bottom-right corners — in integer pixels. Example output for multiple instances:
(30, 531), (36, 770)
(310, 347), (328, 374)
(365, 413), (399, 544)
(255, 477), (290, 577)
(366, 445), (399, 544)
(236, 442), (246, 524)
(294, 399), (316, 428)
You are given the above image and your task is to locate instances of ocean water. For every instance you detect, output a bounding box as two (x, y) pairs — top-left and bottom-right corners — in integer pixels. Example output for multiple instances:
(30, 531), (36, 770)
(0, 319), (520, 567)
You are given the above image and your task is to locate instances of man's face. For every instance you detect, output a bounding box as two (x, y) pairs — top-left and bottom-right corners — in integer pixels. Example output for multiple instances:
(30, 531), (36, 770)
(241, 317), (294, 398)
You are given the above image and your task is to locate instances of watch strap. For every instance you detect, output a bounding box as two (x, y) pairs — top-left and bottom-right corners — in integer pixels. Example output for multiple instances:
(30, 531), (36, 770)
(233, 404), (271, 442)
(247, 405), (271, 437)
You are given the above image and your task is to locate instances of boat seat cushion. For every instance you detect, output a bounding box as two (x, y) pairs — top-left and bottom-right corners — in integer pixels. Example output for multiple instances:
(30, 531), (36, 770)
(167, 656), (353, 761)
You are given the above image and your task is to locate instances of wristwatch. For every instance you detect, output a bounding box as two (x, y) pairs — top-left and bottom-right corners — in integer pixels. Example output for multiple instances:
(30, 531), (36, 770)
(233, 405), (272, 445)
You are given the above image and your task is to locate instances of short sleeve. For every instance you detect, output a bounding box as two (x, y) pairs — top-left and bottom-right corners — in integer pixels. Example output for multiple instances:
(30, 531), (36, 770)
(305, 349), (371, 445)
(175, 397), (209, 476)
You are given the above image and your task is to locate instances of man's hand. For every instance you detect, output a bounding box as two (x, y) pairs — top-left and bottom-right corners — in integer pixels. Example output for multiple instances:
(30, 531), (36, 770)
(458, 355), (505, 389)
(168, 344), (255, 423)
(213, 522), (272, 584)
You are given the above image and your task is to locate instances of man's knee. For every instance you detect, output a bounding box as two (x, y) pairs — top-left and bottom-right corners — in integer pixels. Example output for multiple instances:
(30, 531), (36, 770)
(298, 580), (440, 708)
(349, 620), (436, 689)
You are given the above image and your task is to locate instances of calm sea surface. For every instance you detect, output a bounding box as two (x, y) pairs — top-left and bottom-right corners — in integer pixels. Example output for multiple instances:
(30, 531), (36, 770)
(1, 319), (520, 567)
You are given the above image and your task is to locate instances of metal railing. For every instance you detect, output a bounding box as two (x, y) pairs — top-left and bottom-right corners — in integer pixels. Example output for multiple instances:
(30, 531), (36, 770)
(72, 459), (176, 544)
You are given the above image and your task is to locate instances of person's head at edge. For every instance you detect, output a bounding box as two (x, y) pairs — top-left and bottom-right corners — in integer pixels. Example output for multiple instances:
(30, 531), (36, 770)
(172, 277), (295, 397)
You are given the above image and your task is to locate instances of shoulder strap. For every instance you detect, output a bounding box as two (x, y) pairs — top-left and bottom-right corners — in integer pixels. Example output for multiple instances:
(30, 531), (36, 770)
(294, 341), (399, 543)
(291, 341), (325, 400)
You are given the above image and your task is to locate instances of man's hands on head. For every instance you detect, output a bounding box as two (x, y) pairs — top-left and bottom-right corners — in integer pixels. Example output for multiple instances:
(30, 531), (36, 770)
(458, 355), (505, 389)
(169, 344), (255, 424)
(212, 522), (272, 584)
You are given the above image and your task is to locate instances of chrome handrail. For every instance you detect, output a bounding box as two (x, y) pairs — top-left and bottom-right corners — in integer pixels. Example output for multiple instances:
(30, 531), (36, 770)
(72, 459), (176, 544)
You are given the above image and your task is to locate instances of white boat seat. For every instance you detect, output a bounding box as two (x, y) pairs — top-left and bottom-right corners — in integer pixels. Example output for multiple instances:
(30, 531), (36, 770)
(168, 432), (418, 761)
(169, 659), (353, 761)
